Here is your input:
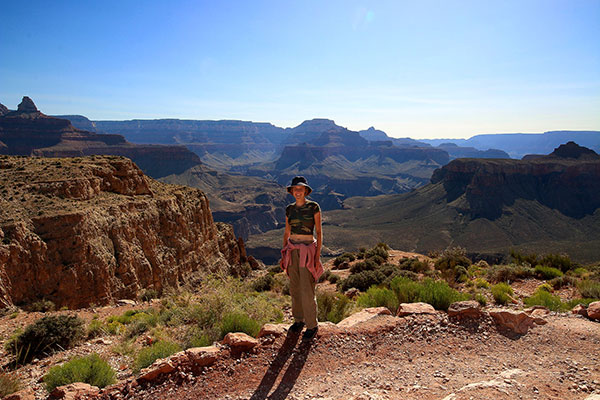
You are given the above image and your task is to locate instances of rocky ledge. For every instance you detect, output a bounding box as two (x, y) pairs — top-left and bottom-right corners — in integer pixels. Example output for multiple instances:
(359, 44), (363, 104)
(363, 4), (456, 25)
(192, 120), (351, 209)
(0, 155), (246, 309)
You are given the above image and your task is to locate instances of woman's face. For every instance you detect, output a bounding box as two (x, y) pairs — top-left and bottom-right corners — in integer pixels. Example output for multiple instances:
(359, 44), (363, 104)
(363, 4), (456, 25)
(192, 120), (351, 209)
(291, 185), (307, 201)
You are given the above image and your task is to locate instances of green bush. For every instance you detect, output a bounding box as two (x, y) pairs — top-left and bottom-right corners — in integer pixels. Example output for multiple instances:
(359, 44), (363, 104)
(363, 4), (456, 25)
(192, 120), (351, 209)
(7, 315), (85, 364)
(350, 259), (379, 274)
(24, 299), (56, 312)
(339, 270), (386, 292)
(398, 258), (429, 274)
(475, 293), (487, 306)
(389, 277), (468, 311)
(537, 283), (553, 292)
(318, 269), (332, 283)
(365, 244), (389, 261)
(357, 287), (398, 313)
(577, 280), (600, 299)
(317, 291), (352, 323)
(434, 247), (471, 283)
(491, 283), (514, 305)
(535, 265), (563, 280)
(328, 273), (340, 284)
(44, 353), (116, 392)
(474, 278), (490, 288)
(549, 275), (576, 289)
(138, 289), (159, 302)
(524, 290), (564, 311)
(219, 312), (260, 339)
(390, 276), (422, 304)
(0, 372), (21, 398)
(569, 267), (590, 278)
(510, 249), (538, 266)
(252, 274), (275, 292)
(564, 298), (597, 309)
(540, 253), (573, 272)
(487, 264), (534, 283)
(87, 319), (105, 339)
(134, 341), (181, 373)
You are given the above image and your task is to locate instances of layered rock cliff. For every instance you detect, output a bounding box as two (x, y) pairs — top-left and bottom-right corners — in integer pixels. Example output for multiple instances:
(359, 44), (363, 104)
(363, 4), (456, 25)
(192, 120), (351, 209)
(0, 97), (202, 178)
(0, 155), (246, 309)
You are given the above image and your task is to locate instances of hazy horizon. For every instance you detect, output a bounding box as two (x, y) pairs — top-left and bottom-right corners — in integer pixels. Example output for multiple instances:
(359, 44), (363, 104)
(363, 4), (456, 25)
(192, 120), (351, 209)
(1, 0), (599, 139)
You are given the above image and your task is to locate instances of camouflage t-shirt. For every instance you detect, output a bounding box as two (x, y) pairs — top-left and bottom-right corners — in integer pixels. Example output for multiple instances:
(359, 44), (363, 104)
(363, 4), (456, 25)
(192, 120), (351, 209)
(286, 200), (321, 235)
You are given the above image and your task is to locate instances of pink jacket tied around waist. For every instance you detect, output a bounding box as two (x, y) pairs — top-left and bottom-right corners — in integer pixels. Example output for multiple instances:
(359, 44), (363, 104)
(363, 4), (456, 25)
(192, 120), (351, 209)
(280, 238), (324, 281)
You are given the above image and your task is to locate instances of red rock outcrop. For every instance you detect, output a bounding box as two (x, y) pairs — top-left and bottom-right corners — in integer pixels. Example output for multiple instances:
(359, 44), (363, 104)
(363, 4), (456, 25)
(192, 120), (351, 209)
(0, 155), (245, 309)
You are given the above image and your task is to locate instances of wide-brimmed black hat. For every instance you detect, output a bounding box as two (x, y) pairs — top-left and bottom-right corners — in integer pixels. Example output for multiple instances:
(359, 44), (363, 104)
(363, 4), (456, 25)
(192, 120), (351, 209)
(286, 176), (312, 195)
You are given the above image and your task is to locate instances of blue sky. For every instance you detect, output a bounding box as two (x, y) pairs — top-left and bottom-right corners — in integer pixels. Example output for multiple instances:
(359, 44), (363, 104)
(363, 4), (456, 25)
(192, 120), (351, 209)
(1, 0), (599, 139)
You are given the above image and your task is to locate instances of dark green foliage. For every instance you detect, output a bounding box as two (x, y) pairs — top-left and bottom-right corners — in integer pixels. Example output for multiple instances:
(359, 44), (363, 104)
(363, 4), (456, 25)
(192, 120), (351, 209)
(350, 259), (378, 273)
(44, 353), (116, 392)
(219, 312), (260, 339)
(7, 315), (85, 364)
(510, 249), (539, 266)
(333, 252), (355, 267)
(0, 372), (21, 398)
(540, 253), (573, 272)
(252, 273), (275, 292)
(487, 264), (535, 283)
(328, 273), (340, 284)
(535, 265), (564, 280)
(138, 289), (159, 302)
(398, 258), (429, 274)
(365, 244), (389, 261)
(367, 255), (385, 266)
(268, 264), (283, 274)
(318, 270), (332, 283)
(491, 283), (514, 305)
(577, 280), (600, 299)
(524, 290), (564, 311)
(24, 300), (56, 312)
(86, 319), (105, 339)
(134, 341), (181, 373)
(434, 247), (471, 283)
(317, 292), (352, 323)
(549, 275), (577, 289)
(357, 287), (398, 313)
(389, 277), (468, 311)
(339, 270), (386, 292)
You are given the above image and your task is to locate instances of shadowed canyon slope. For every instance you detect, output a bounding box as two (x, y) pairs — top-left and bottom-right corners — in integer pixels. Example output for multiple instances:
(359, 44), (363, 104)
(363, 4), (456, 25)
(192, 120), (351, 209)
(247, 143), (600, 264)
(0, 155), (246, 309)
(0, 97), (202, 178)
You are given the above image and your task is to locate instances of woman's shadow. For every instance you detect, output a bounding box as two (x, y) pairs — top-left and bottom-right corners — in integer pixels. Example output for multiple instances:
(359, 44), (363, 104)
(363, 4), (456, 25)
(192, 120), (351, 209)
(250, 331), (314, 400)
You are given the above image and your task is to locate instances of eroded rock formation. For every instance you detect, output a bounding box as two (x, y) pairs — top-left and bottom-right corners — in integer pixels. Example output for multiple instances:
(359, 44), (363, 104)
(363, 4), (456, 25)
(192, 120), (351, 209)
(0, 155), (245, 309)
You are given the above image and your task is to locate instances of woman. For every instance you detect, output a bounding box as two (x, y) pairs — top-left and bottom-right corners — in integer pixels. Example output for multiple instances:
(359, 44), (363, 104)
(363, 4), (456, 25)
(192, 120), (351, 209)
(280, 176), (323, 339)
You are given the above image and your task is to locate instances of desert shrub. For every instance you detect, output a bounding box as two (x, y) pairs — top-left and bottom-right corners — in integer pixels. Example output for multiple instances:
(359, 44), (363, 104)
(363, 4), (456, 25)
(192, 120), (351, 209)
(107, 309), (145, 325)
(491, 283), (514, 305)
(105, 321), (125, 336)
(6, 315), (85, 364)
(333, 252), (355, 267)
(357, 287), (398, 314)
(87, 319), (105, 339)
(475, 293), (487, 306)
(417, 279), (470, 311)
(268, 264), (283, 274)
(569, 267), (590, 278)
(390, 276), (422, 304)
(535, 265), (563, 280)
(524, 290), (564, 311)
(0, 372), (21, 398)
(44, 353), (116, 392)
(474, 278), (490, 288)
(138, 289), (159, 302)
(24, 299), (56, 312)
(549, 275), (577, 289)
(340, 252), (356, 262)
(134, 341), (181, 373)
(487, 264), (534, 283)
(219, 312), (260, 339)
(339, 270), (386, 292)
(318, 269), (332, 283)
(564, 298), (597, 309)
(434, 247), (471, 283)
(398, 258), (429, 274)
(367, 254), (386, 266)
(577, 280), (600, 299)
(252, 273), (275, 292)
(184, 326), (215, 349)
(510, 249), (539, 266)
(537, 283), (553, 292)
(327, 273), (340, 284)
(365, 244), (389, 261)
(540, 253), (573, 272)
(350, 259), (379, 274)
(317, 291), (352, 323)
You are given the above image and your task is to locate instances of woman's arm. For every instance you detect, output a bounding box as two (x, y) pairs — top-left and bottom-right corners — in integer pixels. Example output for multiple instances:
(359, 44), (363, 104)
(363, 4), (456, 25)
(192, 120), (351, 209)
(314, 211), (322, 257)
(283, 218), (291, 247)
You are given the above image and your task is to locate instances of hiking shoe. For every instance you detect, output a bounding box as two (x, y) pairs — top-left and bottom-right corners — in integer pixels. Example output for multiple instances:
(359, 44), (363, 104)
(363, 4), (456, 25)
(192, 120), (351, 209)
(302, 327), (318, 339)
(289, 322), (304, 333)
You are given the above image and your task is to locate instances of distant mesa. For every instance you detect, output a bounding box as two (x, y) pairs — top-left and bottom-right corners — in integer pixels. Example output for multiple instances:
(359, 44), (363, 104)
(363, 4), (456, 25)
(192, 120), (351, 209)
(0, 102), (10, 116)
(0, 96), (202, 178)
(550, 141), (599, 159)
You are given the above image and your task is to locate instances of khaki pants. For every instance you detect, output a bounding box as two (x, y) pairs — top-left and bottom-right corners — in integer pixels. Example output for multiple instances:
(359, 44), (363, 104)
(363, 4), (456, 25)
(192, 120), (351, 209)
(288, 249), (318, 329)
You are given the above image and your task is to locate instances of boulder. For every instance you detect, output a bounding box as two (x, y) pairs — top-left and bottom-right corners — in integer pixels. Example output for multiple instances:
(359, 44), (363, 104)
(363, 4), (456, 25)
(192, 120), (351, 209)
(572, 304), (588, 317)
(448, 300), (482, 318)
(344, 288), (360, 299)
(116, 299), (136, 307)
(258, 323), (288, 338)
(138, 359), (176, 382)
(3, 387), (35, 400)
(397, 302), (436, 317)
(222, 332), (259, 352)
(489, 309), (536, 334)
(337, 307), (392, 328)
(185, 346), (220, 367)
(529, 308), (549, 325)
(588, 301), (600, 321)
(49, 383), (100, 399)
